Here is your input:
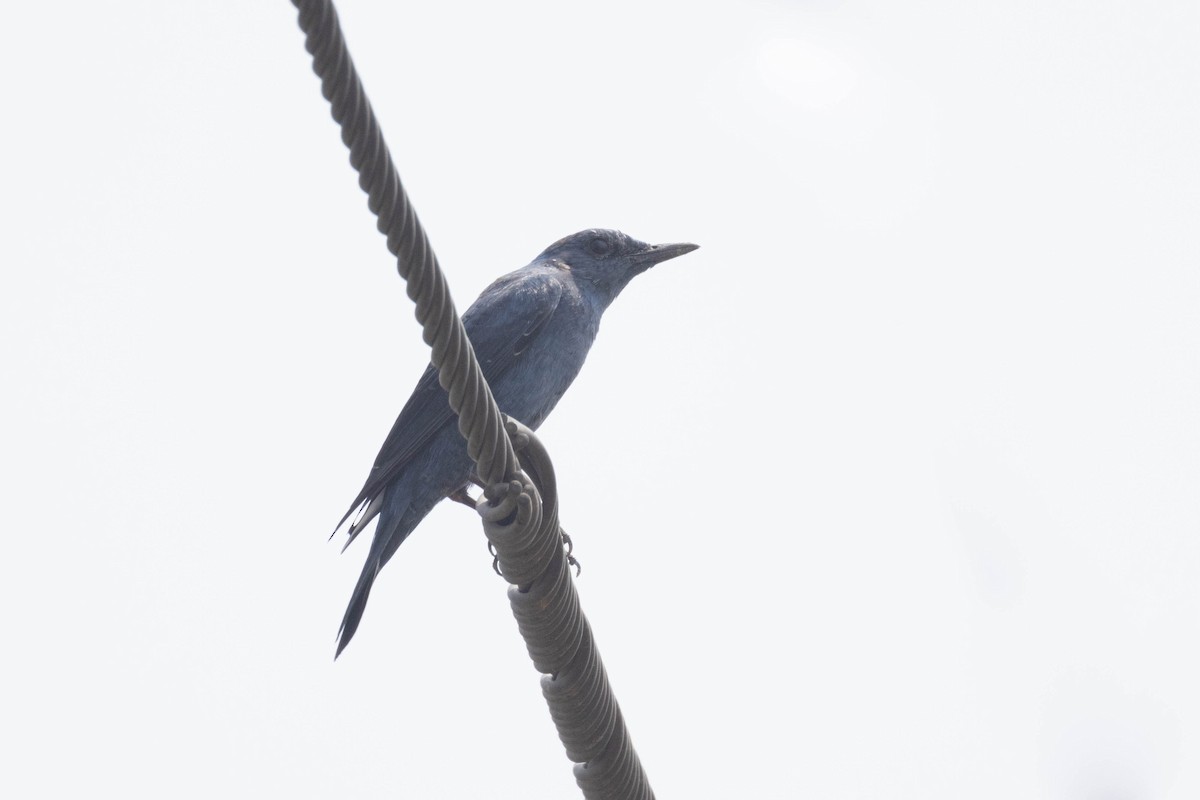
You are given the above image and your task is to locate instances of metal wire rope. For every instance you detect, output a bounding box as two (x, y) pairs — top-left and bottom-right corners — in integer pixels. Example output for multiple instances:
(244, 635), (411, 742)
(291, 0), (517, 487)
(290, 2), (655, 797)
(483, 421), (655, 799)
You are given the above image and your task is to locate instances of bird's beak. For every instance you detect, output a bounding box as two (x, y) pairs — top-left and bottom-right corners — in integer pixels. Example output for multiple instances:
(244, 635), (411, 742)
(631, 241), (700, 273)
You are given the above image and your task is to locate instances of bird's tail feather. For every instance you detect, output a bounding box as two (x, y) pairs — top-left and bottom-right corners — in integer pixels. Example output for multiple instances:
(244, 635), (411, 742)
(339, 493), (384, 553)
(335, 556), (380, 658)
(330, 486), (383, 543)
(334, 488), (429, 656)
(335, 502), (412, 657)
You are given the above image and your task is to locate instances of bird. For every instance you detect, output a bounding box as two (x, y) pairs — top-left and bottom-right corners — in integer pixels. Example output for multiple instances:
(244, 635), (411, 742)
(333, 228), (698, 656)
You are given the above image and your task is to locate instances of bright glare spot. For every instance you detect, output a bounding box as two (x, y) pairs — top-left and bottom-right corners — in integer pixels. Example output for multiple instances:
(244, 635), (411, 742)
(756, 37), (859, 111)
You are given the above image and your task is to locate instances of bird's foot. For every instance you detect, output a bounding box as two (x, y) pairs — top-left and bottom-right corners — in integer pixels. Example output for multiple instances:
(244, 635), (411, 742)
(488, 541), (502, 577)
(484, 528), (579, 577)
(560, 529), (581, 576)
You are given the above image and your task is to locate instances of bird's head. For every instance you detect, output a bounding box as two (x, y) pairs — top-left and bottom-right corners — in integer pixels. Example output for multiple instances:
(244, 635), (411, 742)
(536, 229), (699, 305)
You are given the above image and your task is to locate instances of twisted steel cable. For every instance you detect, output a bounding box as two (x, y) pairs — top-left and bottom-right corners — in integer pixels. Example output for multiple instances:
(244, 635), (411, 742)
(291, 0), (517, 487)
(290, 2), (655, 797)
(482, 421), (654, 799)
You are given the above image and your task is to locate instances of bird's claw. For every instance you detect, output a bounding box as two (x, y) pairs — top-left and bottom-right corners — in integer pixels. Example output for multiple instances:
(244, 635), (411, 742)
(561, 529), (580, 576)
(486, 529), (577, 578)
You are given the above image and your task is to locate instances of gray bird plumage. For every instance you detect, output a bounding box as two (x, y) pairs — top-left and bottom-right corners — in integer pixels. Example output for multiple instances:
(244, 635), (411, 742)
(334, 228), (698, 656)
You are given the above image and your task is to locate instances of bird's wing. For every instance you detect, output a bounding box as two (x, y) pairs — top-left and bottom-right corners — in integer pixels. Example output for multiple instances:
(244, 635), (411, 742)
(334, 272), (564, 538)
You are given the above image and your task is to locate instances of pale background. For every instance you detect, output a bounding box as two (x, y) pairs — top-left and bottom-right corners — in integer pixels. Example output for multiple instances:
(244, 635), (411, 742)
(2, 1), (1197, 798)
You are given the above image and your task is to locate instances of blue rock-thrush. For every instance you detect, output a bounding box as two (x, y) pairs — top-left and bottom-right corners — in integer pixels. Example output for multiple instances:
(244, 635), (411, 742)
(334, 228), (698, 655)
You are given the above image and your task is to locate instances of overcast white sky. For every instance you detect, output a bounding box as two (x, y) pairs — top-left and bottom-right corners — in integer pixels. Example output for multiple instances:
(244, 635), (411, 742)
(2, 1), (1198, 798)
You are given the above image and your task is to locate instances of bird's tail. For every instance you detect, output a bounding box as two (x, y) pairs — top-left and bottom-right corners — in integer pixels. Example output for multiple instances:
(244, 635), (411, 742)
(331, 492), (384, 550)
(335, 556), (380, 658)
(339, 493), (384, 553)
(334, 478), (439, 656)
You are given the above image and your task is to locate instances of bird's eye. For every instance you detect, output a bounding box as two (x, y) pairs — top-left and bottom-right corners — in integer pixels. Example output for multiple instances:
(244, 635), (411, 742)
(588, 238), (612, 256)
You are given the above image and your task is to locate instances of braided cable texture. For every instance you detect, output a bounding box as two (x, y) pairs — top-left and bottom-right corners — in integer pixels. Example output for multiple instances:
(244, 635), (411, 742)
(292, 0), (517, 487)
(483, 421), (654, 800)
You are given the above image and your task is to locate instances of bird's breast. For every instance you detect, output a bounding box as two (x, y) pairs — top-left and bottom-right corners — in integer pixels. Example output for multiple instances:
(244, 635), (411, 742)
(490, 296), (600, 431)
